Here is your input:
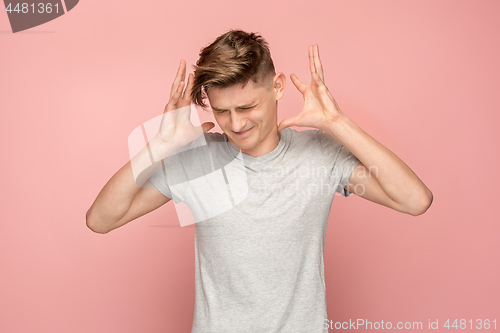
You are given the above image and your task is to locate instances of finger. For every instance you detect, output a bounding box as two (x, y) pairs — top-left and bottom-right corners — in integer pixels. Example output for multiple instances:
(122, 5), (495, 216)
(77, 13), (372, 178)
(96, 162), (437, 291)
(176, 80), (186, 107)
(169, 60), (183, 99)
(180, 61), (186, 87)
(312, 71), (329, 94)
(277, 117), (297, 132)
(309, 45), (316, 75)
(182, 73), (194, 102)
(165, 80), (185, 113)
(312, 71), (336, 103)
(170, 59), (186, 99)
(201, 122), (215, 133)
(290, 73), (307, 94)
(314, 45), (324, 81)
(312, 71), (324, 87)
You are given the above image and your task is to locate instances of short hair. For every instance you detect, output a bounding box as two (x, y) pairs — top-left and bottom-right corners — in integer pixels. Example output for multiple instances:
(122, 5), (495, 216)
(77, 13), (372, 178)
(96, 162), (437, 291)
(190, 29), (276, 110)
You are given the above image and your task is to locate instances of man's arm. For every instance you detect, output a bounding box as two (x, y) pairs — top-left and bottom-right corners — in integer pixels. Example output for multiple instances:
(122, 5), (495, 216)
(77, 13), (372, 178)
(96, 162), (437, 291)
(344, 161), (431, 216)
(86, 138), (174, 234)
(330, 115), (433, 216)
(278, 44), (432, 216)
(86, 59), (215, 233)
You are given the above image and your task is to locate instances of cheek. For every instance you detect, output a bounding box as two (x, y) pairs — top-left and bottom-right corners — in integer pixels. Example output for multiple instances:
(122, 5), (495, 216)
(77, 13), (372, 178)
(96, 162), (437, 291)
(257, 110), (274, 126)
(250, 110), (267, 124)
(213, 115), (225, 127)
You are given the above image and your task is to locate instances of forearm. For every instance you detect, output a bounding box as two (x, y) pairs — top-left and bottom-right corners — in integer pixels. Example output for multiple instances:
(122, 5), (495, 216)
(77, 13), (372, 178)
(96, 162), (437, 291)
(323, 115), (433, 210)
(86, 138), (174, 229)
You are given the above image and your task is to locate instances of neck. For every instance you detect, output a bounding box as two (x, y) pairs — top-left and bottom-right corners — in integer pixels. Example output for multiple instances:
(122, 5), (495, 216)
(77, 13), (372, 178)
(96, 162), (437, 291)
(229, 128), (281, 158)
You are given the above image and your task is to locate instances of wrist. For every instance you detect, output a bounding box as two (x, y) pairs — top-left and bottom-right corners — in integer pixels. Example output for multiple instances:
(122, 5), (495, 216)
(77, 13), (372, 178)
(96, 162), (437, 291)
(323, 113), (350, 136)
(148, 136), (177, 162)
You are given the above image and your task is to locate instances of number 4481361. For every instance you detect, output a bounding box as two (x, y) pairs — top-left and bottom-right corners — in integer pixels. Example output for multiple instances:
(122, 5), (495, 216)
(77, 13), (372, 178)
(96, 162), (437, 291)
(444, 319), (496, 329)
(5, 3), (60, 14)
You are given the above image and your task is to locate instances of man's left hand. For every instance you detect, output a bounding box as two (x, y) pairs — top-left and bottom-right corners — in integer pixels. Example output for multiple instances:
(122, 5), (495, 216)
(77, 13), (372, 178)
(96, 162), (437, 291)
(278, 44), (345, 132)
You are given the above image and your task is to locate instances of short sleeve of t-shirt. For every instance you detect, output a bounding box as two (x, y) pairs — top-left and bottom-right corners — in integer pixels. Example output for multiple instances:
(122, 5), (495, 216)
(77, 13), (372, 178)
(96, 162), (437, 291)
(147, 132), (222, 203)
(148, 159), (173, 200)
(317, 130), (360, 197)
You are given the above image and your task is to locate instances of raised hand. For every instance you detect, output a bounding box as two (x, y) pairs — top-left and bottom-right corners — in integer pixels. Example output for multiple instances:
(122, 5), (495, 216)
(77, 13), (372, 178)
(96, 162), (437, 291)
(155, 59), (215, 153)
(277, 45), (344, 132)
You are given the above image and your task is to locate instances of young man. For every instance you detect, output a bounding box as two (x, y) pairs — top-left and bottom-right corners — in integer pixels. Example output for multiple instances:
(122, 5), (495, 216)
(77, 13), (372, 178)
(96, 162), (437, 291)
(86, 30), (432, 332)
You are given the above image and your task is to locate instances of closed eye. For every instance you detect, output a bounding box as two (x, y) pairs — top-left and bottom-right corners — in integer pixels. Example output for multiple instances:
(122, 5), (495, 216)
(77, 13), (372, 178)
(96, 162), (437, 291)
(240, 104), (258, 110)
(213, 105), (256, 114)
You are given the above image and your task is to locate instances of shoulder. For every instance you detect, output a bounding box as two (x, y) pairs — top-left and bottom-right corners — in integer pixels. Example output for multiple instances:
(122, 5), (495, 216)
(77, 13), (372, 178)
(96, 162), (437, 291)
(284, 128), (325, 146)
(284, 128), (344, 161)
(204, 131), (226, 142)
(173, 131), (225, 154)
(311, 128), (342, 149)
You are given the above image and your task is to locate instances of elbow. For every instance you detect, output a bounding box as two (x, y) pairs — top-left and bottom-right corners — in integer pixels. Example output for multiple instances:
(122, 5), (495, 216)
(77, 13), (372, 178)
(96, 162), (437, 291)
(409, 190), (433, 216)
(86, 210), (110, 234)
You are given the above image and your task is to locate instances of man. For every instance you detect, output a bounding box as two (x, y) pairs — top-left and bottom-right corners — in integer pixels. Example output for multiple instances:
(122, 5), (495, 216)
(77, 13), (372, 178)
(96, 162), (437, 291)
(86, 29), (432, 332)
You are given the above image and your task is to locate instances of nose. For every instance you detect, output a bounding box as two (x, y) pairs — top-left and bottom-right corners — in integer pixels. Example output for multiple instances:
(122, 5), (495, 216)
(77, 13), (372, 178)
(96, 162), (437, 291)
(229, 111), (247, 132)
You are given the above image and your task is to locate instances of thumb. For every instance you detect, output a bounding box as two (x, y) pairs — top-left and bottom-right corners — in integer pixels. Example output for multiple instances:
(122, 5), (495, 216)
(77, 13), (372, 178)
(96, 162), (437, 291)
(201, 122), (215, 133)
(277, 117), (296, 132)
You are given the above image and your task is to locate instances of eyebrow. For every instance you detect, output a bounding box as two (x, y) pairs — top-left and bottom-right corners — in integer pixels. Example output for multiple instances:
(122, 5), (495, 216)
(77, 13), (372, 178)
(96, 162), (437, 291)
(211, 101), (257, 112)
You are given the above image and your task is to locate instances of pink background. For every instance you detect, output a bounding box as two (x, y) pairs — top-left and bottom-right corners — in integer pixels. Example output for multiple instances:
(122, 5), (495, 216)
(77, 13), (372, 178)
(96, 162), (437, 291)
(1, 0), (499, 332)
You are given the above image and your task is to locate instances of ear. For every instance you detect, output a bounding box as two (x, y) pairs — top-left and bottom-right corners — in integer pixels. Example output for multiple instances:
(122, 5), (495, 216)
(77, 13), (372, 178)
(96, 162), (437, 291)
(273, 72), (286, 101)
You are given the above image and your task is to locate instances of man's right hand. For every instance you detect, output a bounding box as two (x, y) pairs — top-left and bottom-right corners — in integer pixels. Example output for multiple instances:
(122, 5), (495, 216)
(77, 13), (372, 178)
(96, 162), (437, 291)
(153, 59), (215, 159)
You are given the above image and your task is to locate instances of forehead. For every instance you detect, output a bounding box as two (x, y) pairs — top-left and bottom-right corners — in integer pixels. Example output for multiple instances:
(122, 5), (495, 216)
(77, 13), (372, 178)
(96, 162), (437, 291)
(207, 80), (266, 109)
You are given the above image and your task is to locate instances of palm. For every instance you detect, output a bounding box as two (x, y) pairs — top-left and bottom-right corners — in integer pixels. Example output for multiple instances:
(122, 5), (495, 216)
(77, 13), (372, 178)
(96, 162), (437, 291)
(295, 82), (335, 127)
(158, 105), (204, 148)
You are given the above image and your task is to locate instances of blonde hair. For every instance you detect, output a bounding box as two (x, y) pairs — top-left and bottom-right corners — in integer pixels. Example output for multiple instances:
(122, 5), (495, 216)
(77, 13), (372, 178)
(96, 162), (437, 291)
(190, 29), (276, 110)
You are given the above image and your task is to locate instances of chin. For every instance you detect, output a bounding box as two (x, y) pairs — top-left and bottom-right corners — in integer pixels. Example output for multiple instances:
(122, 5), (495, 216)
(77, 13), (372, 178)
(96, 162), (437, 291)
(230, 137), (256, 150)
(232, 140), (253, 149)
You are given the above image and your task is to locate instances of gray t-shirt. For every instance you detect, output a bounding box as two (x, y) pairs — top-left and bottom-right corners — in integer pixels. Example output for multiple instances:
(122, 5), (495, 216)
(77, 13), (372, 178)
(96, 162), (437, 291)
(149, 127), (360, 333)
